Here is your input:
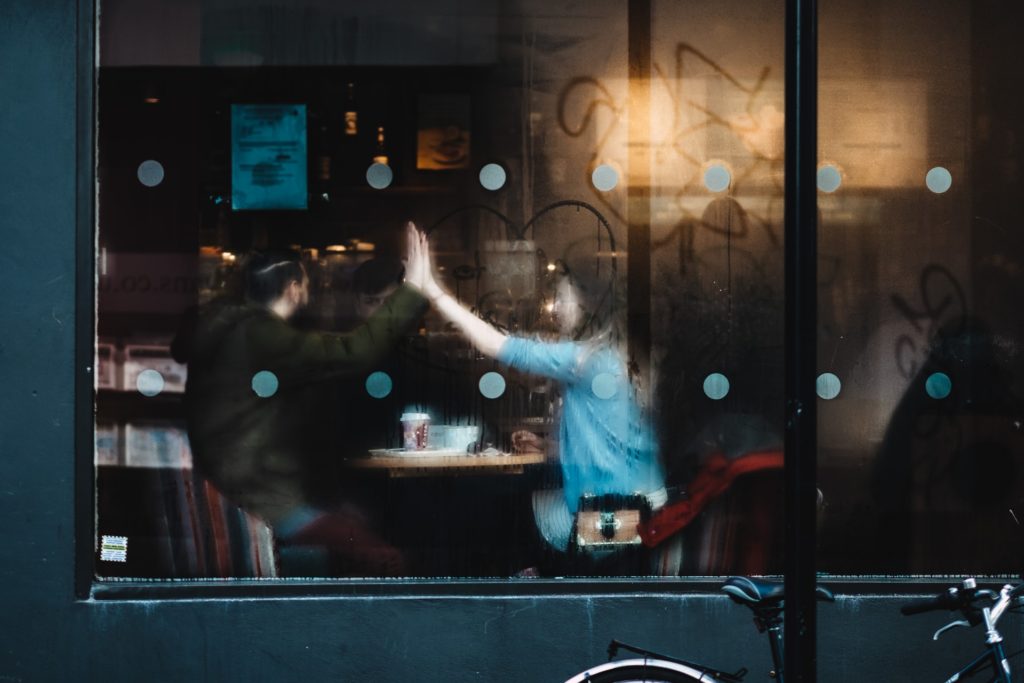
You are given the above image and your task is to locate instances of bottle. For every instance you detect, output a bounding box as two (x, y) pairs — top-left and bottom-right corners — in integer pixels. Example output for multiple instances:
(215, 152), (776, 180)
(313, 108), (331, 182)
(317, 124), (332, 182)
(373, 125), (389, 165)
(312, 109), (331, 202)
(344, 82), (358, 136)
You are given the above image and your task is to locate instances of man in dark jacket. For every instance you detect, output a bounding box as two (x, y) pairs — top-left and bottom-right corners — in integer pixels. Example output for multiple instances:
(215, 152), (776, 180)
(175, 224), (430, 575)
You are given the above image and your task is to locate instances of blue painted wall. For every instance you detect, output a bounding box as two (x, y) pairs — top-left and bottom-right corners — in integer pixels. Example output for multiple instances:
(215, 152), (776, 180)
(0, 1), (1021, 681)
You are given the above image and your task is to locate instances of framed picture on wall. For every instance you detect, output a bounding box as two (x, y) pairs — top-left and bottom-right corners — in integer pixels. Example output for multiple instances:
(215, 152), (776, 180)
(416, 94), (471, 170)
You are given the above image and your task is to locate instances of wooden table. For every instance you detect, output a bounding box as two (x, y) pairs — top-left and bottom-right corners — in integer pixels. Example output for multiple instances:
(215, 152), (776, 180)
(345, 449), (546, 478)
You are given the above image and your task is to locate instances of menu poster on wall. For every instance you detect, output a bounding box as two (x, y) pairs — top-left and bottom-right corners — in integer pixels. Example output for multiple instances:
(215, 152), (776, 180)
(231, 104), (307, 210)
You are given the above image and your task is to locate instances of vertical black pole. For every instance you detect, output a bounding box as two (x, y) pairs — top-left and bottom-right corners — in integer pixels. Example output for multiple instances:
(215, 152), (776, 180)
(627, 0), (652, 391)
(784, 0), (818, 680)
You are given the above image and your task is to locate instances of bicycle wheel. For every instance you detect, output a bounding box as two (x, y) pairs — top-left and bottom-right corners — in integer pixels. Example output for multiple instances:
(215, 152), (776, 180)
(563, 658), (718, 683)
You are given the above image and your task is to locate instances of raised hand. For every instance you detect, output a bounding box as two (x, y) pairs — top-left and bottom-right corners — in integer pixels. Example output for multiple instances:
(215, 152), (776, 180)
(403, 221), (429, 291)
(418, 230), (444, 301)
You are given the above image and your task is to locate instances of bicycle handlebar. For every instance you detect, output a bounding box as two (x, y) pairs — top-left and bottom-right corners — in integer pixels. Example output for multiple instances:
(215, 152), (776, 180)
(902, 580), (1024, 627)
(900, 589), (961, 616)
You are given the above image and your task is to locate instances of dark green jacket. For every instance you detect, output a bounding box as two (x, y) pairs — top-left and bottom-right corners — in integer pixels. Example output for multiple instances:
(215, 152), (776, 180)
(177, 285), (427, 526)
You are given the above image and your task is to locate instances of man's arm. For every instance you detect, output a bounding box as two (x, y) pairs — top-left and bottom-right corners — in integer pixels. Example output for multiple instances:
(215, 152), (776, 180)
(253, 222), (433, 383)
(251, 284), (428, 384)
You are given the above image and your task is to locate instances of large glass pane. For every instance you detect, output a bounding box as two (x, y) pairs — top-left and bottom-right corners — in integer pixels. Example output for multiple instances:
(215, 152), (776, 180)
(818, 0), (1024, 574)
(94, 0), (784, 580)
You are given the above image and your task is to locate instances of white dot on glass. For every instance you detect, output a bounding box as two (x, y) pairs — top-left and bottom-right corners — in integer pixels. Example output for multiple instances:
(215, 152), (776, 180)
(703, 164), (731, 193)
(251, 370), (279, 398)
(591, 373), (618, 400)
(479, 163), (507, 191)
(136, 369), (164, 397)
(365, 371), (393, 399)
(816, 373), (841, 400)
(591, 164), (619, 192)
(703, 373), (730, 400)
(137, 160), (165, 187)
(817, 165), (842, 193)
(926, 167), (952, 194)
(925, 372), (952, 400)
(479, 372), (506, 399)
(366, 162), (393, 190)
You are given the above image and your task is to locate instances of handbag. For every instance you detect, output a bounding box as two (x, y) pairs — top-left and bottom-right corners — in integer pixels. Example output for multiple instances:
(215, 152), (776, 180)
(573, 493), (653, 551)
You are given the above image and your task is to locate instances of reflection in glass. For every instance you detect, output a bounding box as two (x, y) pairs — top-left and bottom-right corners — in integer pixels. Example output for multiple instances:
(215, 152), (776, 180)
(818, 0), (1024, 574)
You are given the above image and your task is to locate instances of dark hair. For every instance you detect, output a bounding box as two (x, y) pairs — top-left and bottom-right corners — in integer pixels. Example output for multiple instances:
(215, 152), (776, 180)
(352, 257), (404, 295)
(244, 250), (305, 305)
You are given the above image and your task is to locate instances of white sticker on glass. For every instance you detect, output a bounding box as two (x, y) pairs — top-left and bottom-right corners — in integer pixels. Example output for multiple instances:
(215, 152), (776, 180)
(703, 373), (730, 400)
(365, 371), (393, 399)
(136, 369), (164, 397)
(926, 167), (952, 194)
(591, 164), (619, 192)
(925, 372), (952, 399)
(591, 373), (618, 400)
(703, 164), (731, 192)
(817, 164), (842, 193)
(137, 160), (165, 187)
(366, 162), (393, 190)
(479, 371), (506, 399)
(479, 163), (507, 191)
(100, 535), (128, 562)
(816, 372), (842, 400)
(251, 370), (279, 398)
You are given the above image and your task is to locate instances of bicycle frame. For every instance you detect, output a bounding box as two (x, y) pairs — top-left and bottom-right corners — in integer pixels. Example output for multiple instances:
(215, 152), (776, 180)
(950, 598), (1013, 683)
(949, 644), (1011, 683)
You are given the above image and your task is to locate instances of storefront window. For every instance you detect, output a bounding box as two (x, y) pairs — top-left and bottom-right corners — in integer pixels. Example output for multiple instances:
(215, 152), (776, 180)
(816, 0), (1024, 574)
(95, 0), (1024, 583)
(93, 0), (791, 581)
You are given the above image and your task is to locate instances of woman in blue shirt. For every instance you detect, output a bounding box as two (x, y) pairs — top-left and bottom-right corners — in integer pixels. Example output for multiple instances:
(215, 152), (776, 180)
(409, 228), (667, 556)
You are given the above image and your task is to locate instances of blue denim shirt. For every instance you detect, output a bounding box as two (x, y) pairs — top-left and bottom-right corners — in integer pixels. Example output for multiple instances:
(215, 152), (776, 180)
(498, 336), (665, 516)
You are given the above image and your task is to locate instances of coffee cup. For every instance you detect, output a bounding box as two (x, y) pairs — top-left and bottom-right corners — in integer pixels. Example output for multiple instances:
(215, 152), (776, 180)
(400, 412), (431, 450)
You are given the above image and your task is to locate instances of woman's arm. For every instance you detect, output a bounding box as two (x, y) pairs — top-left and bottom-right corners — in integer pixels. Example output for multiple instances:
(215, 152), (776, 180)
(424, 279), (507, 358)
(411, 229), (507, 358)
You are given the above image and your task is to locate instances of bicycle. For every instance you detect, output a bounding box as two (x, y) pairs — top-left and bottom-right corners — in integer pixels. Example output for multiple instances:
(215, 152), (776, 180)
(563, 576), (835, 683)
(900, 577), (1024, 683)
